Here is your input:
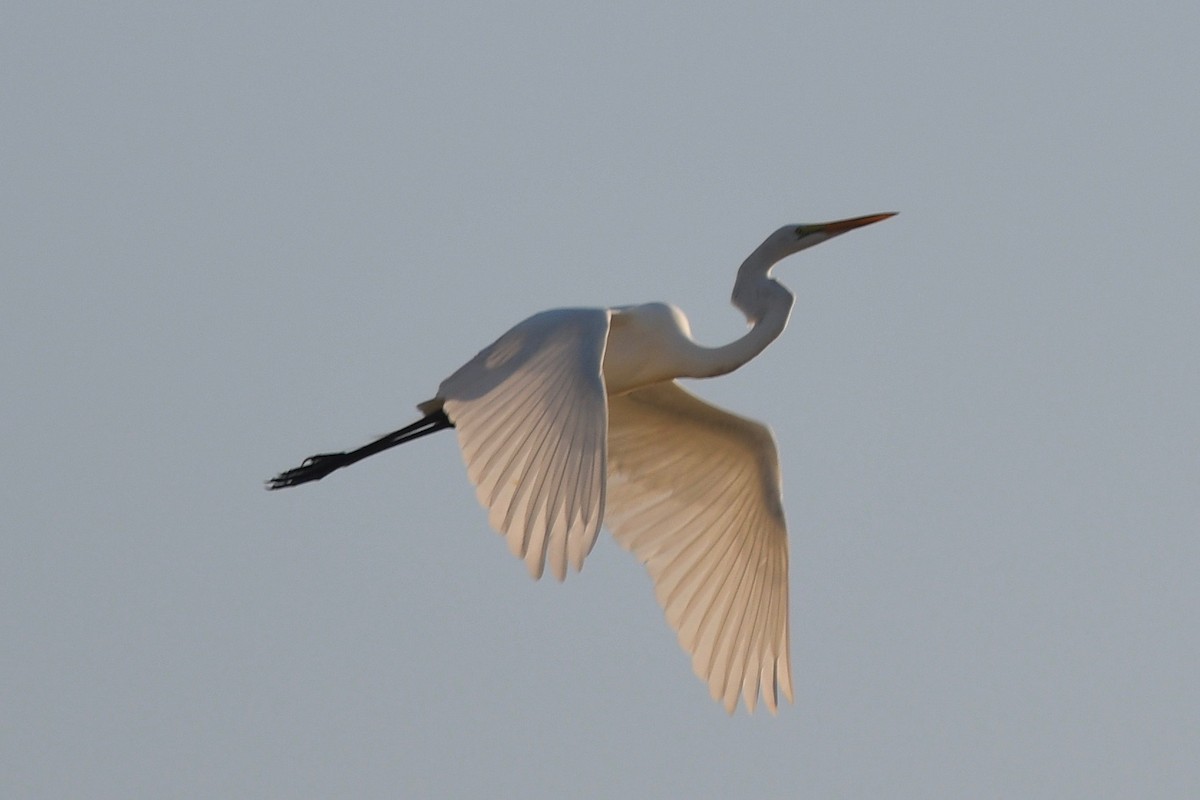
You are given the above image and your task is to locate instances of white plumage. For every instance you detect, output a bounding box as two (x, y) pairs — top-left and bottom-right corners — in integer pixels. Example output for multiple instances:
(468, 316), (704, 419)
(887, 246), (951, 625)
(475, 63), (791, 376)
(430, 308), (610, 582)
(269, 213), (895, 713)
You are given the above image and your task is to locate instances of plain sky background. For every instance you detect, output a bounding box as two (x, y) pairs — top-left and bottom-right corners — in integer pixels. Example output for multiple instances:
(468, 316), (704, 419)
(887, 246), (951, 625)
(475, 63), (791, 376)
(3, 2), (1197, 797)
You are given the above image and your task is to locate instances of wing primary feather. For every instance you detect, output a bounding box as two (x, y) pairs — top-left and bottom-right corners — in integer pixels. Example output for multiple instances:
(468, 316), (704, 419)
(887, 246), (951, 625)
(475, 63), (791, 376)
(560, 396), (597, 575)
(756, 541), (780, 713)
(739, 526), (769, 713)
(674, 506), (754, 685)
(534, 359), (593, 578)
(498, 361), (576, 546)
(635, 462), (746, 552)
(482, 357), (565, 509)
(439, 309), (608, 585)
(536, 391), (581, 581)
(776, 544), (794, 704)
(474, 338), (568, 481)
(544, 406), (582, 581)
(598, 381), (791, 713)
(690, 484), (758, 686)
(654, 468), (746, 594)
(717, 505), (768, 711)
(662, 466), (754, 630)
(762, 539), (791, 712)
(467, 374), (554, 507)
(708, 504), (761, 707)
(750, 508), (780, 711)
(775, 534), (793, 703)
(520, 378), (579, 579)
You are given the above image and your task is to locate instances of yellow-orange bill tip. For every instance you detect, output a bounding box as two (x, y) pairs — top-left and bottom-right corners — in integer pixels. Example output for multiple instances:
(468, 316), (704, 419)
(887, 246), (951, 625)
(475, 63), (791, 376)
(823, 212), (898, 235)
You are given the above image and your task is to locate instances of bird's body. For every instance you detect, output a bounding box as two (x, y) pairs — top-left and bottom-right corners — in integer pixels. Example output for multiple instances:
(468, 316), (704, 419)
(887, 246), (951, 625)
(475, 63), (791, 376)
(269, 213), (895, 713)
(605, 302), (700, 391)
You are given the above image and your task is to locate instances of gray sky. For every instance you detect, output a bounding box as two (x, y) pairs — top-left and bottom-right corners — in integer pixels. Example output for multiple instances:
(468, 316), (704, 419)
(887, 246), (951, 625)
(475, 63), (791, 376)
(4, 2), (1197, 797)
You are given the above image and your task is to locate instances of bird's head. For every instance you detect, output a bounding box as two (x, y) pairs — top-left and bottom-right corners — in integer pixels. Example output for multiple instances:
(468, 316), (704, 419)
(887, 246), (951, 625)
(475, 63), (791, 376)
(769, 212), (897, 259)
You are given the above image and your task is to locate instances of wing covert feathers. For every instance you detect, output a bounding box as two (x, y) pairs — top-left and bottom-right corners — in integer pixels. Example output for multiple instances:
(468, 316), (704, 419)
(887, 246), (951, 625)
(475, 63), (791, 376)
(605, 382), (792, 714)
(435, 312), (791, 713)
(437, 309), (610, 581)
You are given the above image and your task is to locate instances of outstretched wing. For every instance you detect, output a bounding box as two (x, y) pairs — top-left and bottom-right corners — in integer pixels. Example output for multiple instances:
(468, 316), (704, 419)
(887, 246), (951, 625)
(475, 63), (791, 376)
(433, 308), (610, 581)
(605, 381), (792, 713)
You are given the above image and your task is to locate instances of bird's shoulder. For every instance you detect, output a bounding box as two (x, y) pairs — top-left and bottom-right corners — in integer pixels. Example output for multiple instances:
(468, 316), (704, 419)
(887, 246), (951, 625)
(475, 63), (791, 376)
(609, 302), (692, 337)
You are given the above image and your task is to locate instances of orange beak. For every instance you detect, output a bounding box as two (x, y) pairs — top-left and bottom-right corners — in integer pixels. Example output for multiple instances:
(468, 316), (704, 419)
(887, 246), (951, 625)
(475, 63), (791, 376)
(822, 212), (898, 236)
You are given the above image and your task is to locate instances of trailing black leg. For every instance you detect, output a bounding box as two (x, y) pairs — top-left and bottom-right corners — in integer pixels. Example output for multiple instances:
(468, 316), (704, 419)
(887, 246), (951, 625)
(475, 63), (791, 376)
(266, 409), (453, 490)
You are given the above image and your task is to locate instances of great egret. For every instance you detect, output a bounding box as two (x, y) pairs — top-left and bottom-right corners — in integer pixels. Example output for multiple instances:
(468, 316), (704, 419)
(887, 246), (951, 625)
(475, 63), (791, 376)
(268, 212), (895, 713)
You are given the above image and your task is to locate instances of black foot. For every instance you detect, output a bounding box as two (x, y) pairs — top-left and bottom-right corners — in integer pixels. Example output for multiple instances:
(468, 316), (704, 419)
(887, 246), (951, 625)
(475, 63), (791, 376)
(265, 452), (348, 490)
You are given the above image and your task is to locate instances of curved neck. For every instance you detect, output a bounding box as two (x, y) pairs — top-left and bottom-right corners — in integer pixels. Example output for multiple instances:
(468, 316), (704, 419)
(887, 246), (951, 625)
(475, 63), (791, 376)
(684, 246), (795, 379)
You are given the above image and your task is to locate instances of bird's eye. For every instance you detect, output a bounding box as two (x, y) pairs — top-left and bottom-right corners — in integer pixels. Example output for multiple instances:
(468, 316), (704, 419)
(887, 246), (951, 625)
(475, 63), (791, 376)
(794, 226), (807, 237)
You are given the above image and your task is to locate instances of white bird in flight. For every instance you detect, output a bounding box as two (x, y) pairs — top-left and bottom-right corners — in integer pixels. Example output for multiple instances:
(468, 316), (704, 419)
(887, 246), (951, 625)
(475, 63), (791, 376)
(268, 212), (895, 713)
